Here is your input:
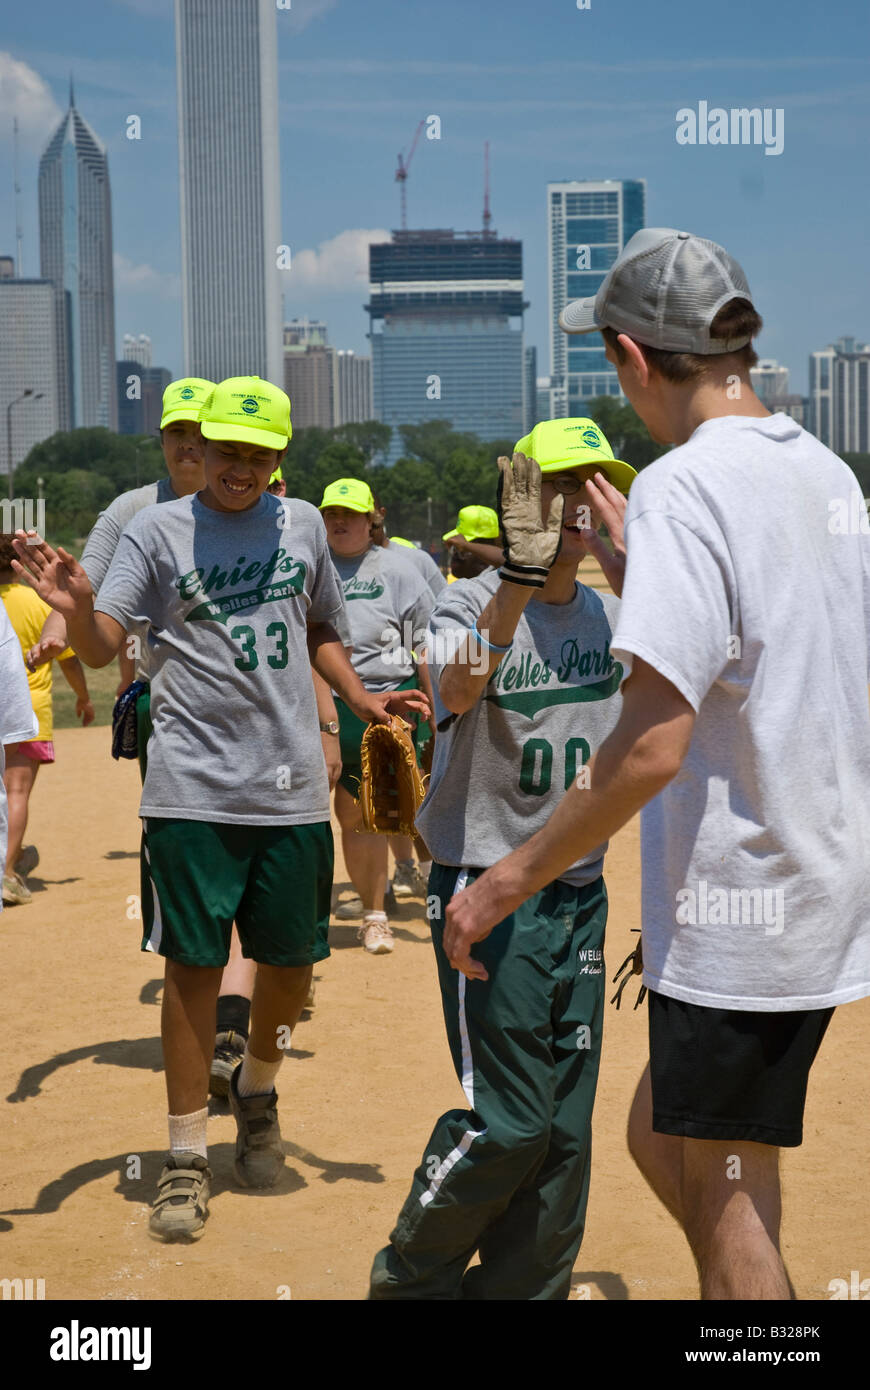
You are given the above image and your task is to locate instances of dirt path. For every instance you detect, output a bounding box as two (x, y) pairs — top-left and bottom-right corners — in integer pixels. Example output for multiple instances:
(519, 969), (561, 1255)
(1, 726), (867, 1301)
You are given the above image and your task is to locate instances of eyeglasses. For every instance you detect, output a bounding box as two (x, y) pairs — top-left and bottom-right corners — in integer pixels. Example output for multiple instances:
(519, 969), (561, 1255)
(544, 474), (588, 496)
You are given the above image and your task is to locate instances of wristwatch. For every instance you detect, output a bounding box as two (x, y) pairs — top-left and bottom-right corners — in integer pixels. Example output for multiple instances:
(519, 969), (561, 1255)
(319, 720), (340, 735)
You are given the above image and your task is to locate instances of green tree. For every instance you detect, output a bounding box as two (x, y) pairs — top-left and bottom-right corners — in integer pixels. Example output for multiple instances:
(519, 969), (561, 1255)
(332, 420), (392, 464)
(843, 453), (870, 493)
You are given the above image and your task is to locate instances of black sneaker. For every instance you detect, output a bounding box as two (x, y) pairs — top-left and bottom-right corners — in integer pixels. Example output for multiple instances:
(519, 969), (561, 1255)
(209, 1029), (246, 1099)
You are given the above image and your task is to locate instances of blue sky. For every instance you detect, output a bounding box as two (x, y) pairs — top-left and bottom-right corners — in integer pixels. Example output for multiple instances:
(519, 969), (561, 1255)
(1, 0), (868, 394)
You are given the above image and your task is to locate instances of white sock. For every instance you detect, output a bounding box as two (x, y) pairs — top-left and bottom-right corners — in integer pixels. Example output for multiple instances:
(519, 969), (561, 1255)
(237, 1047), (282, 1099)
(168, 1107), (208, 1159)
(363, 910), (388, 923)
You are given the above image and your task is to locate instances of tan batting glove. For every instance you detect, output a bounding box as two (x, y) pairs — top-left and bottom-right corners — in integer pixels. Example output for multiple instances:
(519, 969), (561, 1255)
(497, 452), (564, 588)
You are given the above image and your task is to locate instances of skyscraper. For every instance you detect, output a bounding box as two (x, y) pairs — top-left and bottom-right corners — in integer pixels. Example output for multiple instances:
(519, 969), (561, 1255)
(368, 229), (525, 463)
(38, 84), (116, 431)
(176, 0), (282, 384)
(0, 279), (59, 475)
(810, 337), (870, 453)
(750, 358), (789, 405)
(336, 350), (372, 426)
(547, 179), (645, 417)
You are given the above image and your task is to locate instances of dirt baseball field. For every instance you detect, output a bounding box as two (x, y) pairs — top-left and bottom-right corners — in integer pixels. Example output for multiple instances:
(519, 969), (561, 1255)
(1, 719), (867, 1304)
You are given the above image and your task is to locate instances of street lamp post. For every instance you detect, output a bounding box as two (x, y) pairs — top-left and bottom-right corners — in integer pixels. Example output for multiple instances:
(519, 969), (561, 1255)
(6, 389), (43, 502)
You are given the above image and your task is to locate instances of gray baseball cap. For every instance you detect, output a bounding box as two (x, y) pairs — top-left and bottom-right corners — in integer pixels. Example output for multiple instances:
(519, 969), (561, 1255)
(559, 228), (755, 354)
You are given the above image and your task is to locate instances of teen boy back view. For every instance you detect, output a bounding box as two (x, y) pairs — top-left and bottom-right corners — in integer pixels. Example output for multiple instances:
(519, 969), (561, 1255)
(443, 230), (870, 1299)
(13, 376), (428, 1243)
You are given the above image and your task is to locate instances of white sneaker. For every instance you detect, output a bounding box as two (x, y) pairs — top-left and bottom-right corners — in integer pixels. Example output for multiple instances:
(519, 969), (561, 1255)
(358, 914), (394, 955)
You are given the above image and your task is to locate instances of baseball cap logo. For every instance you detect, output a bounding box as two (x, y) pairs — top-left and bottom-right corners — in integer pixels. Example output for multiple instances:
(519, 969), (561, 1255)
(241, 397), (259, 415)
(339, 485), (349, 494)
(581, 427), (600, 448)
(180, 387), (195, 400)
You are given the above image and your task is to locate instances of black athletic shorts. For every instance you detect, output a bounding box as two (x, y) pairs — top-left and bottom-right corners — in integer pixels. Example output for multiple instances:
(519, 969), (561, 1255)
(648, 989), (834, 1147)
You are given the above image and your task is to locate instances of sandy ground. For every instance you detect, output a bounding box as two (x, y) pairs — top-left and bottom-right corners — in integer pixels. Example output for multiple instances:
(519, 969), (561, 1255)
(1, 724), (867, 1303)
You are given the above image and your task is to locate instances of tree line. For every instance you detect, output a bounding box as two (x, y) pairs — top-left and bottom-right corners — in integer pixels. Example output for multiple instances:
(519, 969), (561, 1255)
(17, 403), (864, 556)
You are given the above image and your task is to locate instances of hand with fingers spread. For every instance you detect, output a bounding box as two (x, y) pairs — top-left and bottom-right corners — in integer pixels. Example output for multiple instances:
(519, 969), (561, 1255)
(11, 532), (94, 620)
(497, 452), (564, 589)
(578, 473), (628, 598)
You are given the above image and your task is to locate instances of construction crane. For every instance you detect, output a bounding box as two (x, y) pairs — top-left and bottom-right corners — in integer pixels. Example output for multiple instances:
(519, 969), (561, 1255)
(395, 118), (425, 232)
(483, 140), (492, 238)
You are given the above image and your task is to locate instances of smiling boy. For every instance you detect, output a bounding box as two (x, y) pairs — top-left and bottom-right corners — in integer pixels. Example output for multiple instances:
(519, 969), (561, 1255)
(13, 376), (428, 1242)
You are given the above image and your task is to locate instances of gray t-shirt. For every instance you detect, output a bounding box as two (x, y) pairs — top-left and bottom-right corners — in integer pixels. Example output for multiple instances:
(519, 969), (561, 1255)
(96, 494), (345, 825)
(80, 479), (351, 669)
(331, 546), (434, 691)
(612, 413), (870, 1011)
(386, 539), (447, 597)
(417, 568), (623, 886)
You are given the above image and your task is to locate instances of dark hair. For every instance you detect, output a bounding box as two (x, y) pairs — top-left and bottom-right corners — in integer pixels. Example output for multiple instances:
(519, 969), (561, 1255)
(602, 298), (762, 382)
(0, 534), (18, 571)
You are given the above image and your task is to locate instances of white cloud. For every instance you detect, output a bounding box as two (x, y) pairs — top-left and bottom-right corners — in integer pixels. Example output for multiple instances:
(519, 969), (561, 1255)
(0, 52), (62, 150)
(114, 253), (180, 299)
(289, 228), (391, 292)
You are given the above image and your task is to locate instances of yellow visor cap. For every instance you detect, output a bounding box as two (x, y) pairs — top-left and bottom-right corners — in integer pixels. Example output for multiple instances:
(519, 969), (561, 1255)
(443, 505), (500, 543)
(160, 377), (217, 429)
(199, 376), (292, 450)
(319, 478), (375, 513)
(514, 418), (637, 495)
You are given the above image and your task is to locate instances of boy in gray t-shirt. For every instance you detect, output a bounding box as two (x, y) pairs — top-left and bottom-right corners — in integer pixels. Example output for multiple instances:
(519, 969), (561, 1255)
(371, 423), (634, 1300)
(13, 376), (428, 1246)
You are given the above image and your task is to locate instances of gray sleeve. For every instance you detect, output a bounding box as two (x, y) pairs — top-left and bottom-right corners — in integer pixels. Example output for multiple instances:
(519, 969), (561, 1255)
(307, 520), (347, 627)
(80, 500), (125, 592)
(93, 519), (160, 633)
(425, 579), (487, 683)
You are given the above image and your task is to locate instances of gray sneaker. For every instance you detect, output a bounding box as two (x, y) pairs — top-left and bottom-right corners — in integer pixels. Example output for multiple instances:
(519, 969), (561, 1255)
(2, 873), (31, 907)
(15, 845), (39, 877)
(149, 1151), (211, 1242)
(334, 895), (363, 919)
(391, 861), (429, 898)
(229, 1066), (285, 1188)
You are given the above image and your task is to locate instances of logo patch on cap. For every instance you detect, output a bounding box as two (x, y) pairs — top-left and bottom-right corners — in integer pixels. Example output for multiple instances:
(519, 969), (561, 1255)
(241, 397), (259, 415)
(339, 485), (349, 494)
(180, 387), (194, 400)
(581, 428), (600, 447)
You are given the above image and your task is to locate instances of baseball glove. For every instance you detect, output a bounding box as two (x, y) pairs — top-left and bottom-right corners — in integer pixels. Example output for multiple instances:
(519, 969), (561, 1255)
(358, 715), (429, 855)
(610, 930), (647, 1010)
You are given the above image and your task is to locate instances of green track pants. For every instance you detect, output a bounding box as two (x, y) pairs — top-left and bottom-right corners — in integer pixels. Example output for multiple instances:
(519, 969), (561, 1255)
(370, 862), (608, 1300)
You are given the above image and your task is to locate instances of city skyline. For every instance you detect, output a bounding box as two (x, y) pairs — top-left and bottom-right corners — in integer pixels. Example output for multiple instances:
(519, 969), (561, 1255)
(0, 0), (868, 404)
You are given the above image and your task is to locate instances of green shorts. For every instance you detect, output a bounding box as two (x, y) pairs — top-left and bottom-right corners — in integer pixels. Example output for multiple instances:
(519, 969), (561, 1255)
(335, 675), (419, 797)
(140, 817), (333, 967)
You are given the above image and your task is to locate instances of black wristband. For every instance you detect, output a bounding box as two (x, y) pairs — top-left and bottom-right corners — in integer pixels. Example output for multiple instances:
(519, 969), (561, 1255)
(498, 560), (550, 589)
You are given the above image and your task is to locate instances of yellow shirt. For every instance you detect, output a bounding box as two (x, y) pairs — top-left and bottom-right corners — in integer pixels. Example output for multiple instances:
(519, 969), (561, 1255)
(0, 583), (74, 741)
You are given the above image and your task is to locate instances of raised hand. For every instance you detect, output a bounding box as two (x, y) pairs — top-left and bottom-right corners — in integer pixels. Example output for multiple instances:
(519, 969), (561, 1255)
(497, 452), (564, 588)
(578, 473), (628, 598)
(11, 533), (94, 620)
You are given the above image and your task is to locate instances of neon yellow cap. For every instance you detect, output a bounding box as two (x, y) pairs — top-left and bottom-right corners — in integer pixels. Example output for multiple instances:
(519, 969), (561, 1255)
(514, 418), (637, 495)
(199, 376), (292, 450)
(160, 377), (217, 429)
(319, 478), (375, 514)
(269, 465), (283, 485)
(443, 505), (500, 543)
(389, 536), (416, 548)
